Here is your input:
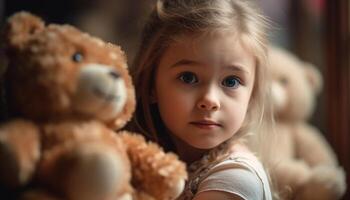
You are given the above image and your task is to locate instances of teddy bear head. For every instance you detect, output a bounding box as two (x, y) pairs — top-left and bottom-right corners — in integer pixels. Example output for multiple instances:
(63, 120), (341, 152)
(268, 46), (323, 122)
(3, 12), (135, 129)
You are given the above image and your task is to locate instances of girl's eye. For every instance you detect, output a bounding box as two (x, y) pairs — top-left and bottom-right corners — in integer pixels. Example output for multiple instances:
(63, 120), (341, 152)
(178, 72), (198, 84)
(222, 76), (241, 88)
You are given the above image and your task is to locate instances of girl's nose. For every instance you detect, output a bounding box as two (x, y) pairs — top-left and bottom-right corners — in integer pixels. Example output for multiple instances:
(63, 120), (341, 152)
(197, 89), (220, 111)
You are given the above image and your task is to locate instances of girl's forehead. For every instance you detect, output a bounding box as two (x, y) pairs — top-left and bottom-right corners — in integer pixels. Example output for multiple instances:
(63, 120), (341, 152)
(169, 30), (255, 58)
(171, 30), (239, 45)
(159, 31), (256, 76)
(169, 31), (254, 60)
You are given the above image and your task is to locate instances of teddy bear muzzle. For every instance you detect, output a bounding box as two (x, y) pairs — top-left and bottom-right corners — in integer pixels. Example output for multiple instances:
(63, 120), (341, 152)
(73, 64), (127, 122)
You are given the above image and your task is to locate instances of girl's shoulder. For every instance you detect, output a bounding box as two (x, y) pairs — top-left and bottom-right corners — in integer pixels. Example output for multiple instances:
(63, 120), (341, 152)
(216, 144), (264, 173)
(197, 165), (264, 200)
(199, 147), (272, 200)
(190, 145), (272, 200)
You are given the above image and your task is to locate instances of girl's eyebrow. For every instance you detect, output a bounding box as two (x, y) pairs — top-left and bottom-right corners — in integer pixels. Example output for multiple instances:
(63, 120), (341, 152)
(171, 59), (250, 75)
(224, 65), (250, 75)
(170, 59), (201, 68)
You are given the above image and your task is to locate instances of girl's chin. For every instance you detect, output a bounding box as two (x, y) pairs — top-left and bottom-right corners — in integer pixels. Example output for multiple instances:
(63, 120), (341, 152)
(189, 141), (223, 150)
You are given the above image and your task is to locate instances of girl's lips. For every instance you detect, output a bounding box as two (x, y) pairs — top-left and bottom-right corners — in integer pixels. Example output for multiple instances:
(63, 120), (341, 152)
(189, 120), (221, 129)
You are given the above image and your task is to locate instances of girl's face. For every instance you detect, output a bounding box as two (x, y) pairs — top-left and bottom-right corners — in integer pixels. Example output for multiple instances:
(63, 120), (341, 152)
(154, 32), (256, 150)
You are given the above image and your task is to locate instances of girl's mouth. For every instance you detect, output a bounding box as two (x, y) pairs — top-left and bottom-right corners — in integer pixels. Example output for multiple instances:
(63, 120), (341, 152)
(189, 120), (221, 129)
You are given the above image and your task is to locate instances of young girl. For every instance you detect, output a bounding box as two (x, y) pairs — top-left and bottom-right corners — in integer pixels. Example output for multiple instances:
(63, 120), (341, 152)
(128, 0), (274, 199)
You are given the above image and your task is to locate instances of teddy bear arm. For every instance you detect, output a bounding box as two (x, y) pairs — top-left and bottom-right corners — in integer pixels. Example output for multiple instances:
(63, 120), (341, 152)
(37, 123), (134, 200)
(292, 125), (347, 199)
(119, 131), (187, 200)
(294, 124), (338, 167)
(294, 165), (347, 200)
(0, 119), (41, 188)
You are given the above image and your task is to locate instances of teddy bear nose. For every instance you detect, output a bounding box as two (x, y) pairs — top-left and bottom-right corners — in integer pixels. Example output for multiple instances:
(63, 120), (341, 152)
(109, 71), (120, 79)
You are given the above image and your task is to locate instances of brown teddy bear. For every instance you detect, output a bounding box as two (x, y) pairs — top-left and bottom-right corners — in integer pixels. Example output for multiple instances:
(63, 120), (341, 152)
(268, 46), (346, 200)
(0, 12), (187, 200)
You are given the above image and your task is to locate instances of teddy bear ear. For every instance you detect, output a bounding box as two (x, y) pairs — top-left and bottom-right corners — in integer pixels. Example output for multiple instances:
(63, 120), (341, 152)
(4, 11), (45, 49)
(304, 62), (323, 94)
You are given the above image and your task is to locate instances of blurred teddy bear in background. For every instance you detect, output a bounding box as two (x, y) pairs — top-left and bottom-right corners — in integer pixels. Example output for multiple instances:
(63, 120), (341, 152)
(268, 46), (346, 200)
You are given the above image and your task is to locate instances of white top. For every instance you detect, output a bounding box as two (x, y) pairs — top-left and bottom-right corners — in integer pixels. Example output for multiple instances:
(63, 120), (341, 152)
(177, 145), (272, 200)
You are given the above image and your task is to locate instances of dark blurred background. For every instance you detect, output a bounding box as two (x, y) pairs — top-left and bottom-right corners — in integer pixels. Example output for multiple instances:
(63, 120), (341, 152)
(0, 0), (349, 199)
(0, 0), (156, 63)
(0, 0), (330, 131)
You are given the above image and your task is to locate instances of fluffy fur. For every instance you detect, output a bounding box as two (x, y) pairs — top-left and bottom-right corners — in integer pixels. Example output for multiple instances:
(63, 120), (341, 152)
(0, 12), (186, 200)
(268, 46), (346, 200)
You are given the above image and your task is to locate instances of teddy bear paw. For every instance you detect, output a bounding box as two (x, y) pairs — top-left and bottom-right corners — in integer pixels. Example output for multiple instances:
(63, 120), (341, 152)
(295, 165), (347, 200)
(65, 144), (128, 200)
(169, 178), (185, 200)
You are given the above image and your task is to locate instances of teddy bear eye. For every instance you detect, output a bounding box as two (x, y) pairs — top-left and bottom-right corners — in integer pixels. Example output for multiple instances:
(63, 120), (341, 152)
(72, 52), (83, 62)
(109, 71), (120, 79)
